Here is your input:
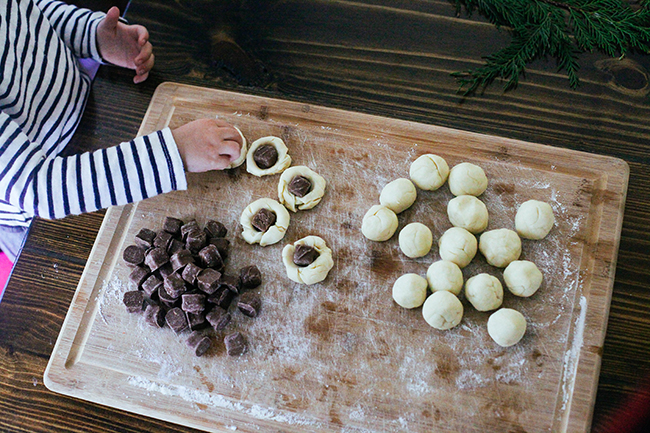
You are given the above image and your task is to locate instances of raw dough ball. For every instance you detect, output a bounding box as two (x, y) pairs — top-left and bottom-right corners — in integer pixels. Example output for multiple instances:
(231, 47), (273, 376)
(227, 126), (248, 169)
(515, 199), (555, 239)
(409, 154), (449, 191)
(379, 178), (417, 214)
(447, 195), (489, 234)
(392, 274), (428, 309)
(282, 236), (334, 285)
(246, 136), (292, 176)
(438, 227), (477, 268)
(422, 291), (463, 330)
(398, 222), (433, 258)
(479, 229), (522, 268)
(278, 166), (327, 212)
(361, 205), (398, 242)
(503, 260), (543, 297)
(448, 162), (488, 197)
(426, 260), (463, 295)
(487, 308), (527, 347)
(464, 273), (503, 312)
(240, 198), (290, 246)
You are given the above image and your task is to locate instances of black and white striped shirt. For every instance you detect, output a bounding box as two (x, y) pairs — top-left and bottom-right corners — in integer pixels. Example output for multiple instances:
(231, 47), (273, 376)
(0, 0), (187, 227)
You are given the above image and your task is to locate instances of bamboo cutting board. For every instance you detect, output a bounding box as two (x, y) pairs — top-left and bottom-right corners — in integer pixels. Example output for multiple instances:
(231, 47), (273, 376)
(45, 83), (629, 433)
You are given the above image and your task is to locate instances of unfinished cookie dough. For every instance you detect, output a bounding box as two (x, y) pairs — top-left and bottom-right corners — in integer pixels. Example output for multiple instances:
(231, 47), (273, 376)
(487, 308), (527, 347)
(447, 195), (489, 234)
(503, 260), (543, 297)
(227, 126), (248, 169)
(282, 236), (334, 285)
(380, 178), (417, 214)
(448, 162), (488, 197)
(422, 291), (464, 330)
(464, 273), (503, 312)
(246, 136), (292, 176)
(438, 227), (478, 268)
(392, 274), (428, 309)
(515, 199), (555, 239)
(240, 198), (290, 246)
(426, 260), (463, 295)
(478, 228), (522, 268)
(409, 154), (449, 191)
(398, 222), (432, 258)
(278, 166), (326, 212)
(361, 205), (399, 242)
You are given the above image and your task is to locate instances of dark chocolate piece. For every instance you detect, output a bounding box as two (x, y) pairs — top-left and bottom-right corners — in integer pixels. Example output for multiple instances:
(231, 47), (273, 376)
(170, 249), (194, 271)
(123, 245), (145, 266)
(180, 220), (199, 241)
(239, 265), (262, 289)
(288, 175), (312, 198)
(187, 331), (212, 357)
(135, 228), (157, 249)
(141, 274), (163, 297)
(164, 272), (187, 298)
(144, 247), (169, 272)
(208, 286), (236, 310)
(253, 144), (278, 169)
(163, 216), (183, 236)
(224, 332), (247, 356)
(158, 263), (174, 280)
(293, 244), (320, 267)
(181, 263), (202, 285)
(185, 228), (207, 253)
(219, 274), (241, 294)
(144, 304), (166, 328)
(165, 307), (189, 334)
(204, 220), (227, 238)
(123, 290), (145, 313)
(167, 238), (184, 256)
(251, 208), (276, 232)
(205, 307), (231, 331)
(198, 244), (223, 270)
(182, 293), (206, 315)
(197, 268), (222, 294)
(158, 286), (180, 308)
(208, 237), (230, 260)
(237, 292), (262, 318)
(129, 265), (151, 288)
(187, 312), (206, 331)
(154, 230), (173, 250)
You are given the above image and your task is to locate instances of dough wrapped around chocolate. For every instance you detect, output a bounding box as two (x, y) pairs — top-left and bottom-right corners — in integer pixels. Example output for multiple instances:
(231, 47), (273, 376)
(226, 125), (248, 169)
(278, 166), (327, 212)
(282, 236), (334, 285)
(240, 198), (290, 246)
(246, 136), (291, 177)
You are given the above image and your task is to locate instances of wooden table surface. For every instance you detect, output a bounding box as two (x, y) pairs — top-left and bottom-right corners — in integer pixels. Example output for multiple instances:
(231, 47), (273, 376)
(1, 1), (649, 432)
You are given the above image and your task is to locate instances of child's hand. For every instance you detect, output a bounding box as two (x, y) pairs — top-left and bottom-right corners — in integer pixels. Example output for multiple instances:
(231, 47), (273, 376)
(96, 7), (154, 84)
(172, 119), (244, 172)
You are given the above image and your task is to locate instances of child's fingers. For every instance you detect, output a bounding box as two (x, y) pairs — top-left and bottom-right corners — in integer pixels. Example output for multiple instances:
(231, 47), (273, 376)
(219, 139), (243, 161)
(134, 42), (153, 66)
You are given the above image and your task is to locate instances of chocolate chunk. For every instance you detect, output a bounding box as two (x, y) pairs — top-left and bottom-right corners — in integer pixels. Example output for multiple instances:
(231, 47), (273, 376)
(158, 263), (174, 280)
(208, 285), (236, 310)
(293, 244), (320, 267)
(253, 144), (278, 169)
(208, 237), (230, 260)
(167, 238), (184, 256)
(219, 274), (241, 294)
(187, 312), (206, 331)
(144, 304), (166, 328)
(187, 331), (212, 357)
(180, 220), (199, 241)
(239, 265), (262, 289)
(154, 230), (173, 250)
(182, 293), (206, 315)
(163, 217), (183, 236)
(206, 307), (231, 331)
(129, 265), (151, 288)
(164, 272), (187, 298)
(170, 249), (194, 271)
(141, 274), (163, 297)
(251, 208), (276, 232)
(135, 228), (157, 249)
(181, 263), (202, 285)
(237, 292), (262, 318)
(123, 290), (145, 313)
(288, 175), (312, 198)
(165, 307), (189, 334)
(185, 228), (207, 253)
(123, 245), (145, 266)
(144, 247), (169, 272)
(197, 268), (222, 294)
(224, 332), (247, 356)
(158, 286), (180, 308)
(198, 244), (224, 270)
(204, 220), (227, 238)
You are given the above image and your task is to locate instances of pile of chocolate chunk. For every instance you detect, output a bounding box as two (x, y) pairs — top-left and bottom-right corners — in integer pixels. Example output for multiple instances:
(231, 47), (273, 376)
(121, 216), (262, 357)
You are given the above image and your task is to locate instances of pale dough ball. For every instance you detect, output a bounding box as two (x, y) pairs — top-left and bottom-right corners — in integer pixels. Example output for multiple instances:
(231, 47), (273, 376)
(227, 126), (248, 169)
(503, 260), (543, 297)
(487, 308), (527, 347)
(515, 199), (555, 239)
(278, 166), (327, 212)
(478, 229), (522, 268)
(379, 178), (417, 214)
(246, 136), (292, 176)
(240, 198), (290, 246)
(438, 227), (477, 268)
(409, 154), (449, 191)
(398, 222), (432, 258)
(361, 205), (398, 242)
(464, 273), (503, 312)
(392, 274), (428, 309)
(422, 291), (463, 330)
(448, 162), (488, 197)
(426, 260), (463, 295)
(447, 195), (489, 234)
(282, 236), (334, 285)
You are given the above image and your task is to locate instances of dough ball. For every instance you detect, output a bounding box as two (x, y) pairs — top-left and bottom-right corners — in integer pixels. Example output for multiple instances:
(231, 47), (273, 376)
(240, 198), (290, 246)
(361, 205), (398, 242)
(278, 166), (327, 212)
(515, 199), (555, 240)
(503, 260), (543, 297)
(227, 126), (248, 168)
(246, 136), (292, 176)
(392, 274), (428, 309)
(448, 162), (488, 197)
(447, 195), (489, 234)
(438, 227), (477, 268)
(487, 308), (527, 347)
(426, 260), (463, 295)
(398, 222), (432, 258)
(379, 178), (417, 214)
(464, 273), (503, 312)
(409, 154), (449, 191)
(478, 229), (522, 268)
(282, 236), (334, 285)
(422, 291), (463, 330)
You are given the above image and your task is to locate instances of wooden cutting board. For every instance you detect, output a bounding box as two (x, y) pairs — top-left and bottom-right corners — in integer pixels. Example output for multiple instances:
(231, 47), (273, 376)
(44, 82), (629, 433)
